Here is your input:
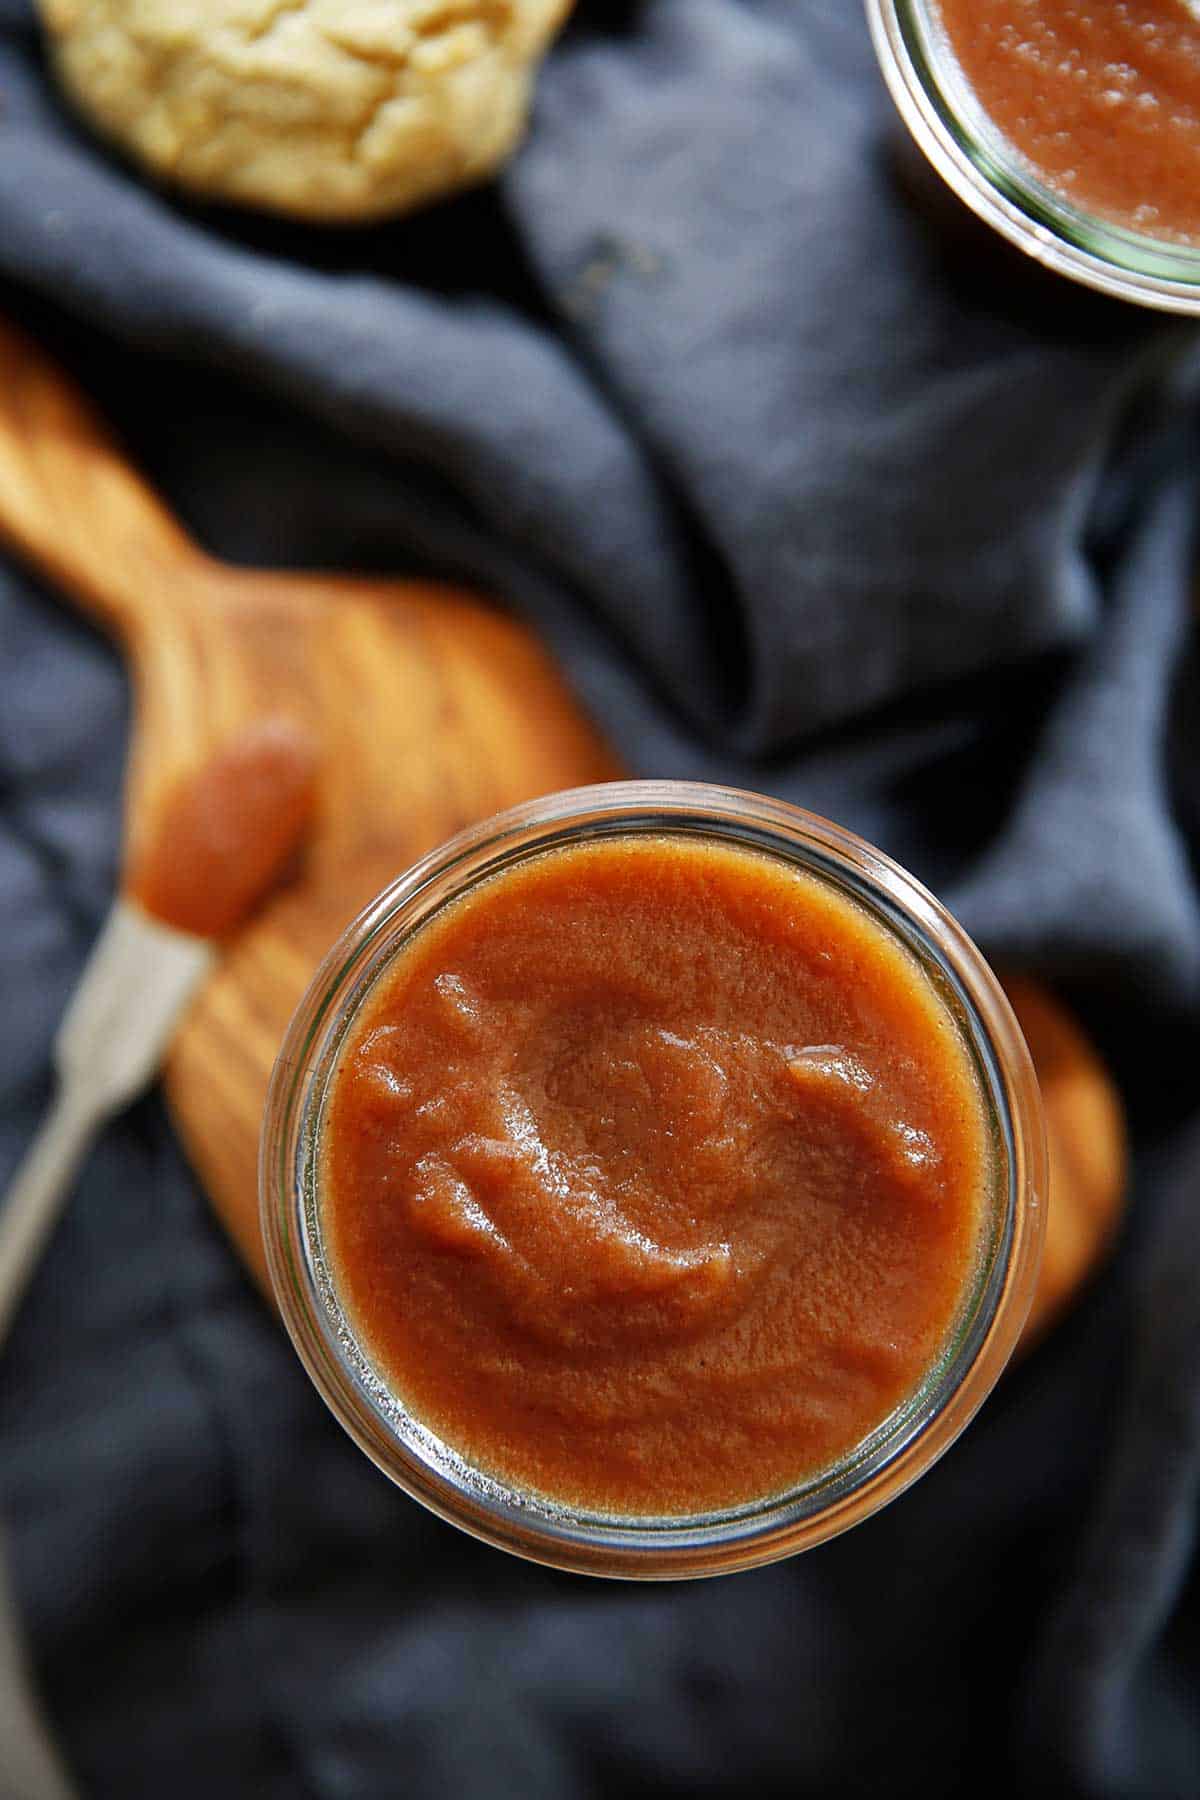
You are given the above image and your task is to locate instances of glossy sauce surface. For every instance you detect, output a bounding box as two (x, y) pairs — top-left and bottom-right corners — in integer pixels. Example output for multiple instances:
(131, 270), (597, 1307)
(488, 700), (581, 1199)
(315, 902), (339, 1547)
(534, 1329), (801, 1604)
(128, 716), (318, 937)
(322, 837), (993, 1516)
(936, 0), (1200, 240)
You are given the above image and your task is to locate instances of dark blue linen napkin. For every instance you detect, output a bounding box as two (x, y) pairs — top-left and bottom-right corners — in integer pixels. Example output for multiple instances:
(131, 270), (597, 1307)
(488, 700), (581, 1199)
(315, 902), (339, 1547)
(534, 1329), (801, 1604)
(1, 2), (1198, 1794)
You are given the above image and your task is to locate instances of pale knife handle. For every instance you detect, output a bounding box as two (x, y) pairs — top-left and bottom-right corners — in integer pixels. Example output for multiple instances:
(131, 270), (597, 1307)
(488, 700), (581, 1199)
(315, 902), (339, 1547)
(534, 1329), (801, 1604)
(0, 900), (214, 1800)
(0, 900), (214, 1347)
(0, 1091), (101, 1346)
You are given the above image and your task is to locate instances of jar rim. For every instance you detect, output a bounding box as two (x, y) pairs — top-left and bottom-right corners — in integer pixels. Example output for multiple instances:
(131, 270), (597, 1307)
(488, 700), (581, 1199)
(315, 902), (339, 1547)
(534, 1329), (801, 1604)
(260, 781), (1047, 1579)
(866, 0), (1200, 314)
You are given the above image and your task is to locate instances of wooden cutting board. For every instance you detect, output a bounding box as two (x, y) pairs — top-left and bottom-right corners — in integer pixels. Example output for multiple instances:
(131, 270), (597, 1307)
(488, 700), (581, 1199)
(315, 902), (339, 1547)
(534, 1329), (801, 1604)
(0, 318), (1124, 1344)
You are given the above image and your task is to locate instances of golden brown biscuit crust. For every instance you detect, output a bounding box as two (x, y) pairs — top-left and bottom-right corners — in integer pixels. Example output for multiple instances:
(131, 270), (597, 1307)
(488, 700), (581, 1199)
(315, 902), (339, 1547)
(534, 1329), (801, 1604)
(39, 0), (572, 220)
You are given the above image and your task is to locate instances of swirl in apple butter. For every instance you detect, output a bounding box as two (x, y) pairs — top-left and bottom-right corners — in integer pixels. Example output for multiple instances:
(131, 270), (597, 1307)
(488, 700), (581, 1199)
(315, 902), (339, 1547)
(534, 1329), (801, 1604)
(321, 836), (993, 1516)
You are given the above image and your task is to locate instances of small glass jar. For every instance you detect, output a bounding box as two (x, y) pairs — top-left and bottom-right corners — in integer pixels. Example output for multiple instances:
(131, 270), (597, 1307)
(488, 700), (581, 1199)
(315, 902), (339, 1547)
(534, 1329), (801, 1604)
(866, 0), (1200, 313)
(261, 782), (1046, 1579)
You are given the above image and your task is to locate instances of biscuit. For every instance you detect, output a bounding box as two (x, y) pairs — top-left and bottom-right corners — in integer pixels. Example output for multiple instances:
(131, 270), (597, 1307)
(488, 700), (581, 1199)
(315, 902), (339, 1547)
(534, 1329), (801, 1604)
(39, 0), (572, 221)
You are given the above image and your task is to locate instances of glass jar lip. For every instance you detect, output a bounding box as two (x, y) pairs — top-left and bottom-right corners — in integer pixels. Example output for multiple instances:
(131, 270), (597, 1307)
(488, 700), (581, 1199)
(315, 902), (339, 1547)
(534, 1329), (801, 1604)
(260, 781), (1047, 1579)
(866, 0), (1200, 314)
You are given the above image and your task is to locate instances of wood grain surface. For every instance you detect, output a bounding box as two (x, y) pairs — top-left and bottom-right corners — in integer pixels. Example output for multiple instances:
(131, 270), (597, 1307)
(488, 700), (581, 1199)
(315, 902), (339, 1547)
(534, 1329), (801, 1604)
(0, 317), (1125, 1346)
(1002, 975), (1127, 1344)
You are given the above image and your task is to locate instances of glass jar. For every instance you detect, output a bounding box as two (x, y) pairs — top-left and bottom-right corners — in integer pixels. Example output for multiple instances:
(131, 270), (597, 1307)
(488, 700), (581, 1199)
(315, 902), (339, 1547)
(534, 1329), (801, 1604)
(260, 782), (1046, 1578)
(866, 0), (1200, 313)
